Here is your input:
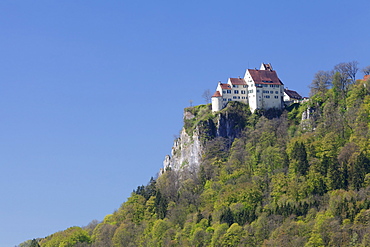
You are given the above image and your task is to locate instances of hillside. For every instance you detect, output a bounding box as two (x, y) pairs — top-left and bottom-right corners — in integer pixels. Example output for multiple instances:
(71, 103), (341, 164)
(20, 70), (370, 246)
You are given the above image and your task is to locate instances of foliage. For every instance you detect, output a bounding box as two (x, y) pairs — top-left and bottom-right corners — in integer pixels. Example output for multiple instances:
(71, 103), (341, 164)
(183, 104), (214, 136)
(39, 227), (91, 247)
(29, 63), (370, 246)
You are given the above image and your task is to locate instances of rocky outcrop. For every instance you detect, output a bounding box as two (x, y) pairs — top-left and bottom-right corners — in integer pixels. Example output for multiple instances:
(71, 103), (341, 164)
(302, 107), (311, 120)
(162, 127), (202, 173)
(161, 102), (251, 174)
(301, 106), (319, 131)
(216, 110), (247, 140)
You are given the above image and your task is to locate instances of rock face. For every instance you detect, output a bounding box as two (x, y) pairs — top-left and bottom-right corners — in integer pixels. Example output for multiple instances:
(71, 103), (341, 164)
(302, 107), (311, 120)
(301, 106), (318, 131)
(161, 102), (250, 175)
(216, 111), (246, 140)
(162, 127), (202, 173)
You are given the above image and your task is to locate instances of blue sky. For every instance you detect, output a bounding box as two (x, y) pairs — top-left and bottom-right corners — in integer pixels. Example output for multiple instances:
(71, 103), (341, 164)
(0, 1), (369, 246)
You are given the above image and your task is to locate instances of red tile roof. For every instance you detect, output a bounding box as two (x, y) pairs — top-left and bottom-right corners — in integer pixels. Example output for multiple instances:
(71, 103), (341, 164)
(220, 83), (231, 89)
(212, 91), (222, 97)
(364, 75), (370, 81)
(247, 69), (283, 85)
(229, 78), (246, 85)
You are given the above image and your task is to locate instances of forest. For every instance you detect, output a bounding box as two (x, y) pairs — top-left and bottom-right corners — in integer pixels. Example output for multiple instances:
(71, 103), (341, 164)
(20, 62), (370, 246)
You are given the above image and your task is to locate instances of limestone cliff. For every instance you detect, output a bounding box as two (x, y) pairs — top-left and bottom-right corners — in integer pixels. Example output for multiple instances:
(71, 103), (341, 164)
(161, 102), (251, 174)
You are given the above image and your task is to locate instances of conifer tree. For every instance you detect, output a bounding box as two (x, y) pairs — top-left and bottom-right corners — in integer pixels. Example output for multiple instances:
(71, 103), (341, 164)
(291, 141), (309, 176)
(29, 239), (40, 247)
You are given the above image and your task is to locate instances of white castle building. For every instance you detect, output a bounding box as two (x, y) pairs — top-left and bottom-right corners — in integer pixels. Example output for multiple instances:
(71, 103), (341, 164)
(212, 63), (286, 112)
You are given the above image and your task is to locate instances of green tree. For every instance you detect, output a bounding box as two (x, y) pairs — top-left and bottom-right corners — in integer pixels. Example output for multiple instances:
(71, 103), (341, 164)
(150, 219), (170, 247)
(91, 223), (117, 247)
(39, 227), (91, 247)
(30, 239), (40, 247)
(350, 152), (370, 190)
(220, 223), (244, 247)
(154, 190), (168, 219)
(291, 141), (309, 176)
(112, 223), (140, 247)
(191, 227), (211, 247)
(326, 158), (341, 190)
(210, 223), (229, 247)
(219, 207), (234, 226)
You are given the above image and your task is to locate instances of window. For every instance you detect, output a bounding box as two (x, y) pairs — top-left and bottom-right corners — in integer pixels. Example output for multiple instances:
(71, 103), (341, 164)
(242, 96), (245, 99)
(248, 90), (253, 94)
(223, 90), (226, 94)
(223, 98), (227, 101)
(257, 90), (260, 93)
(238, 96), (240, 99)
(275, 91), (278, 94)
(243, 85), (247, 88)
(227, 90), (231, 94)
(233, 85), (238, 88)
(234, 90), (239, 94)
(270, 91), (273, 94)
(241, 90), (246, 94)
(263, 90), (269, 93)
(264, 95), (270, 98)
(233, 96), (237, 99)
(263, 84), (268, 87)
(274, 96), (279, 99)
(228, 98), (231, 101)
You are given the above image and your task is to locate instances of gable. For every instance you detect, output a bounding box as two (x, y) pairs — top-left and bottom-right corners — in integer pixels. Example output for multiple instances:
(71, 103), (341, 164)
(247, 69), (283, 85)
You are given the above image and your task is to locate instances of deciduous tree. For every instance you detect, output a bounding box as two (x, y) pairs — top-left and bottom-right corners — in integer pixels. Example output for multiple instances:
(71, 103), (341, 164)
(202, 89), (212, 104)
(333, 61), (359, 95)
(309, 70), (332, 96)
(362, 65), (370, 75)
(334, 61), (359, 83)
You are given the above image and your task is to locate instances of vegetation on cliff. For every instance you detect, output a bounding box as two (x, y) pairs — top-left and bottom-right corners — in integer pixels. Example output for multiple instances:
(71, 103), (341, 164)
(21, 63), (370, 247)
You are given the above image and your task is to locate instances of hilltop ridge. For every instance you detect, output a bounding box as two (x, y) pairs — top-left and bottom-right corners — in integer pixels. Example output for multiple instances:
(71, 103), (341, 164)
(19, 64), (370, 247)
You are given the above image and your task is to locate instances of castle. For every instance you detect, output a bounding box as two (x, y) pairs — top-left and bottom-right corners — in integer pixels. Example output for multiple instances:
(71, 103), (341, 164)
(211, 63), (300, 112)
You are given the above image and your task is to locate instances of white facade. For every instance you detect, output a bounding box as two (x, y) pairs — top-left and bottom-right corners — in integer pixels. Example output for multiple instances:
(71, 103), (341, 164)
(211, 91), (223, 112)
(211, 63), (284, 112)
(283, 88), (303, 103)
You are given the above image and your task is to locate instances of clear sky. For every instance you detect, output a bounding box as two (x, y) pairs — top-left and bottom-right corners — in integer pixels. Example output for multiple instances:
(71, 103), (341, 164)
(1, 1), (369, 246)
